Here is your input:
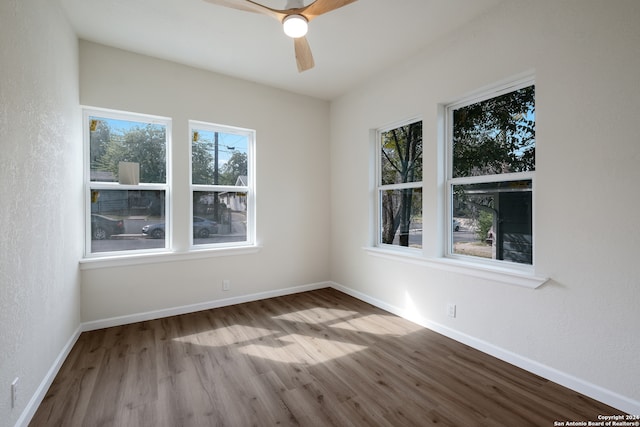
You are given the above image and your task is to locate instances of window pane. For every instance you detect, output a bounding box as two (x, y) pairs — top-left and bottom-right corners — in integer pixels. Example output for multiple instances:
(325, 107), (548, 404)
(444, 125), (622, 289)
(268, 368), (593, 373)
(192, 129), (248, 186)
(452, 85), (535, 178)
(380, 188), (422, 248)
(89, 117), (166, 183)
(90, 189), (166, 253)
(380, 121), (422, 185)
(193, 191), (247, 245)
(452, 180), (532, 264)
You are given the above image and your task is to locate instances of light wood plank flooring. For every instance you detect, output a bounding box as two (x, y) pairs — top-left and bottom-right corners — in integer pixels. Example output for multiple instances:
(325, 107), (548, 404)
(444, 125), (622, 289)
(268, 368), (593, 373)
(31, 288), (620, 426)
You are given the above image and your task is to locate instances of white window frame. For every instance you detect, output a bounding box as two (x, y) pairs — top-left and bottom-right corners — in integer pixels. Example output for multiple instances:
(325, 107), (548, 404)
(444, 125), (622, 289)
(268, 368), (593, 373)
(83, 107), (172, 258)
(444, 75), (535, 272)
(374, 117), (423, 253)
(189, 120), (256, 250)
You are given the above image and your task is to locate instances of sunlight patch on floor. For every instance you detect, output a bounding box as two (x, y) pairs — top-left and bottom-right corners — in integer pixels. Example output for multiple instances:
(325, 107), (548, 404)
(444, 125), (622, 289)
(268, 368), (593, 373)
(173, 324), (279, 347)
(239, 333), (368, 365)
(272, 308), (358, 324)
(330, 314), (419, 336)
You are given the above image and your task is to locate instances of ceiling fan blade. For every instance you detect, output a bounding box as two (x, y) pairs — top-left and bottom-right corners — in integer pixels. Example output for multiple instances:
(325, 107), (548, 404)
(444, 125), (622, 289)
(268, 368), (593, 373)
(203, 0), (285, 20)
(294, 36), (315, 72)
(301, 0), (358, 21)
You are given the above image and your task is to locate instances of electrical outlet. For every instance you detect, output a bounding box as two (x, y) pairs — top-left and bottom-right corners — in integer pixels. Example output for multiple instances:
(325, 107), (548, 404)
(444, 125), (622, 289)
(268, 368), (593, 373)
(222, 279), (230, 291)
(11, 377), (18, 409)
(447, 303), (457, 318)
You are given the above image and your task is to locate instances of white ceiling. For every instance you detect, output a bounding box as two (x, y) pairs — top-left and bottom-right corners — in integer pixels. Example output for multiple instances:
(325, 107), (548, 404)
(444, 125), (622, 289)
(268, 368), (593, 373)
(60, 0), (502, 100)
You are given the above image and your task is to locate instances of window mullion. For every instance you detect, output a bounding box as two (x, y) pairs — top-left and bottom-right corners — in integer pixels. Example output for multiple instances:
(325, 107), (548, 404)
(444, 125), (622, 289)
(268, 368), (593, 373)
(89, 182), (168, 191)
(449, 171), (535, 186)
(379, 181), (423, 191)
(192, 184), (249, 193)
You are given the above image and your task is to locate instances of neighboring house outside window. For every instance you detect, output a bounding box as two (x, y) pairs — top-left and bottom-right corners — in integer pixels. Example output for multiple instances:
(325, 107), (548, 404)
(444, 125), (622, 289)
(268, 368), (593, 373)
(376, 119), (423, 250)
(446, 78), (535, 266)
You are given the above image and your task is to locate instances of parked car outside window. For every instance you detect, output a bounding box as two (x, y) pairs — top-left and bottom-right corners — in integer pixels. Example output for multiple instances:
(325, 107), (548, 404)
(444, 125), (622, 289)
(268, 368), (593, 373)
(142, 216), (218, 239)
(91, 214), (125, 240)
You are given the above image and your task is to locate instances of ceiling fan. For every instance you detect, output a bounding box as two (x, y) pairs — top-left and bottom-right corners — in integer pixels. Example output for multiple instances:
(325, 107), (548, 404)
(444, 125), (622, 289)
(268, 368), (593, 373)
(203, 0), (358, 72)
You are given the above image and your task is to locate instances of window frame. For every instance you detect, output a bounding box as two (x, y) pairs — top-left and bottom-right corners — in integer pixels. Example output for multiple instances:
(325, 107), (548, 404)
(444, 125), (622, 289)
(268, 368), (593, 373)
(83, 107), (172, 258)
(444, 76), (536, 271)
(374, 117), (424, 253)
(188, 120), (256, 250)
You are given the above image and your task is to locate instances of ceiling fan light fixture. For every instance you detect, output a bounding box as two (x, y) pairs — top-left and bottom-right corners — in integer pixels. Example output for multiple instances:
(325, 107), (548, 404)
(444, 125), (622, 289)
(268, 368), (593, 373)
(283, 14), (308, 38)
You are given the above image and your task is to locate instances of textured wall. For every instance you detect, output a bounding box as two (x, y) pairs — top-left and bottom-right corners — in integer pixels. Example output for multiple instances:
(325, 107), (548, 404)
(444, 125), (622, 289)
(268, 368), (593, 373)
(330, 0), (640, 412)
(0, 0), (82, 425)
(79, 42), (331, 322)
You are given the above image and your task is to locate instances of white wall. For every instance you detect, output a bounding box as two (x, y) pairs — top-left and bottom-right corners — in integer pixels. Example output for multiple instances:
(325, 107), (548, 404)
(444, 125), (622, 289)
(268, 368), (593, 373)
(79, 42), (331, 322)
(330, 0), (640, 412)
(0, 0), (82, 426)
(3, 0), (638, 423)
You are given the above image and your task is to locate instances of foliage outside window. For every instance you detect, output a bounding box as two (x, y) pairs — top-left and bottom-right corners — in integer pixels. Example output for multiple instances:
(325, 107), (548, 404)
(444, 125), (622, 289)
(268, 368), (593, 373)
(447, 80), (535, 266)
(190, 121), (254, 248)
(85, 109), (170, 255)
(377, 120), (423, 249)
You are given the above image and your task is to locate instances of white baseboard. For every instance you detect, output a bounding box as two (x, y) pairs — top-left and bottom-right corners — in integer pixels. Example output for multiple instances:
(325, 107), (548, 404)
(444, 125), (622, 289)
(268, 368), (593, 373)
(82, 281), (330, 331)
(329, 281), (640, 416)
(18, 280), (638, 427)
(15, 325), (82, 427)
(17, 281), (330, 427)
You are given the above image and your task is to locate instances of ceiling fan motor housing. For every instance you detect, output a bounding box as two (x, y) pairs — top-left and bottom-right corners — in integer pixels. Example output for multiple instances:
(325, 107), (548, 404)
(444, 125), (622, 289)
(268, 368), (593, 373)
(283, 14), (308, 38)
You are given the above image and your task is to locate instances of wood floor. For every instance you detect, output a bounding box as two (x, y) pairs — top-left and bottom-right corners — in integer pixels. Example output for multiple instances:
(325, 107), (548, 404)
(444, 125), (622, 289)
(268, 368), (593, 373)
(31, 288), (619, 426)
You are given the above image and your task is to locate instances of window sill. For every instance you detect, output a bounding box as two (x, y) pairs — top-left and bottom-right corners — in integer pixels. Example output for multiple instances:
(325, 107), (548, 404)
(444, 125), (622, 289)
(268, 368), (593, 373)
(364, 247), (548, 289)
(80, 245), (262, 270)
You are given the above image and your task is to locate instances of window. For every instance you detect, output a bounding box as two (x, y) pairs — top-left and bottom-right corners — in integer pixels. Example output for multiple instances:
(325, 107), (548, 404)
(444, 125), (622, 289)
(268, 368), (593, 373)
(84, 109), (170, 256)
(190, 121), (255, 248)
(83, 109), (257, 262)
(376, 120), (423, 249)
(446, 79), (535, 266)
